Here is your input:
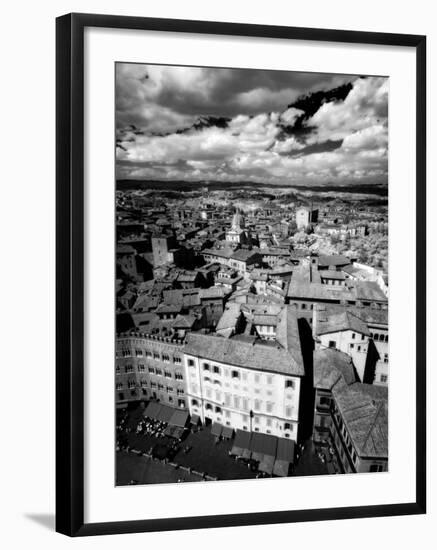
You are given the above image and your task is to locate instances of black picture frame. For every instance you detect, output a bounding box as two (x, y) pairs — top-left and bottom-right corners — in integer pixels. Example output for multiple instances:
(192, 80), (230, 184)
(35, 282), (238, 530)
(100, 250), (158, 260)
(56, 12), (426, 537)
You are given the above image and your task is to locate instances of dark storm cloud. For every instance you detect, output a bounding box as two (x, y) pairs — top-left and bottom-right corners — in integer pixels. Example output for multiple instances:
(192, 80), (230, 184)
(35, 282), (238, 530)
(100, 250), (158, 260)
(277, 82), (354, 142)
(281, 139), (344, 157)
(115, 63), (356, 130)
(287, 82), (354, 117)
(151, 68), (353, 117)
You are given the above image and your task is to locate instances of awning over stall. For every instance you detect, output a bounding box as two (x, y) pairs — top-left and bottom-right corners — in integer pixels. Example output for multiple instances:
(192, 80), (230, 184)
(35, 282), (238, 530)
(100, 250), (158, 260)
(169, 409), (189, 428)
(155, 404), (174, 423)
(250, 432), (277, 463)
(273, 438), (295, 477)
(144, 401), (160, 418)
(258, 454), (275, 475)
(190, 414), (201, 425)
(222, 426), (234, 439)
(164, 424), (186, 439)
(211, 422), (223, 437)
(230, 429), (252, 457)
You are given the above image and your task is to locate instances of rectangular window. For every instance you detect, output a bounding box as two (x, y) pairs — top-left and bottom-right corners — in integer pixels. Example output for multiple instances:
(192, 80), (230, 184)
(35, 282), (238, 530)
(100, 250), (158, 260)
(384, 354), (389, 363)
(380, 374), (388, 383)
(175, 372), (183, 380)
(145, 350), (152, 358)
(213, 365), (221, 374)
(164, 371), (172, 378)
(153, 353), (160, 360)
(173, 356), (182, 364)
(135, 349), (143, 357)
(352, 333), (356, 339)
(188, 359), (195, 367)
(231, 370), (240, 379)
(285, 379), (294, 389)
(162, 354), (170, 363)
(329, 340), (336, 348)
(155, 368), (162, 376)
(148, 366), (155, 374)
(203, 362), (210, 371)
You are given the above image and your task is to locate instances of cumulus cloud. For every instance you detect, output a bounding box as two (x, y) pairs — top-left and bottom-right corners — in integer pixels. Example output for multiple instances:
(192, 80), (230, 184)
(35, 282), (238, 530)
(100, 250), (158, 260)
(115, 63), (388, 185)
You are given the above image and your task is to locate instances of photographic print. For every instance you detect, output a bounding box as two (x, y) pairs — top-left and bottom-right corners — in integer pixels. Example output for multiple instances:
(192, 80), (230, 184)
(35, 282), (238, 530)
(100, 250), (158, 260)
(114, 62), (389, 486)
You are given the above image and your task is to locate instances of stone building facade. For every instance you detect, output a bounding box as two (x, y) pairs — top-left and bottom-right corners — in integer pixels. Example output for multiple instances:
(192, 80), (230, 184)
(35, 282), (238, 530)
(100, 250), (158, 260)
(115, 332), (188, 409)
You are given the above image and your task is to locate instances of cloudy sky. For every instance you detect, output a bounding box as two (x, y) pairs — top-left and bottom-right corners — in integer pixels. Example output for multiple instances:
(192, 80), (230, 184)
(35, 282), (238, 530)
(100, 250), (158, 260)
(115, 63), (388, 186)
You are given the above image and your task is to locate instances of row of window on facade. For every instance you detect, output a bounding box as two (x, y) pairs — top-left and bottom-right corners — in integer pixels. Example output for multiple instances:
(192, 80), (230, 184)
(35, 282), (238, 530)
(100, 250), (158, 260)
(332, 404), (358, 465)
(187, 359), (295, 389)
(370, 332), (389, 342)
(116, 364), (184, 379)
(117, 389), (186, 408)
(117, 349), (182, 363)
(190, 396), (293, 417)
(116, 380), (185, 395)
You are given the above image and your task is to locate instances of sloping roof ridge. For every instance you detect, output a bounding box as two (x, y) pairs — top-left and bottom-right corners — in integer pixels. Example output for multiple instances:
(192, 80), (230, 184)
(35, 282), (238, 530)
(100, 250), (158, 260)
(361, 400), (386, 453)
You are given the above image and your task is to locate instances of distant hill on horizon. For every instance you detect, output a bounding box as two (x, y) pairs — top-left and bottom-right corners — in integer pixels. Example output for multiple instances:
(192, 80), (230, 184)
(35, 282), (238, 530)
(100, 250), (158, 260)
(116, 179), (388, 197)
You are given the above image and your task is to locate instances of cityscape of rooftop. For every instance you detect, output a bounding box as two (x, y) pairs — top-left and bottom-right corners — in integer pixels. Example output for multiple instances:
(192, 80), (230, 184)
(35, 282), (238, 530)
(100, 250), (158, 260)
(115, 63), (389, 486)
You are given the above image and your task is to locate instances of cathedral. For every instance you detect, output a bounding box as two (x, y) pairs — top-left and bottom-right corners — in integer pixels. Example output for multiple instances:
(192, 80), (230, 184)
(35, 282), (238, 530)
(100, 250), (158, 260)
(225, 208), (250, 245)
